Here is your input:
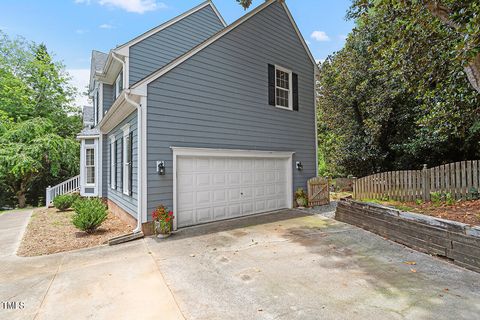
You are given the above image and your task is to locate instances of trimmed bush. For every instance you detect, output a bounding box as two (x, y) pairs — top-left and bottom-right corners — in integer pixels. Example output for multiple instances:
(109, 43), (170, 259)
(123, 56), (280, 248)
(71, 198), (108, 233)
(53, 194), (78, 211)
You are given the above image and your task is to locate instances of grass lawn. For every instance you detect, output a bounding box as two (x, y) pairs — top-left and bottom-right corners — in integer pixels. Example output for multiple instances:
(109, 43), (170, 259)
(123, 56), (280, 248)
(17, 207), (133, 256)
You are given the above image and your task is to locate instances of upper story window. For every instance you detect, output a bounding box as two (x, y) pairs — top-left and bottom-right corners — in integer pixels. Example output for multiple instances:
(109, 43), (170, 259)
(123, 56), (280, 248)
(268, 64), (298, 111)
(275, 66), (292, 110)
(115, 71), (123, 100)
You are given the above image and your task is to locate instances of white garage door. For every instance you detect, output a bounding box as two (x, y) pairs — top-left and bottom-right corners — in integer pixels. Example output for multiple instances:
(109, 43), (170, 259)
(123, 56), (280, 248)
(176, 155), (291, 228)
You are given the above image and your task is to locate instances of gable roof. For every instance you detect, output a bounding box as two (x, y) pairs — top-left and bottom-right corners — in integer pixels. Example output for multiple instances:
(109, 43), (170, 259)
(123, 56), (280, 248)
(114, 0), (227, 53)
(131, 0), (317, 89)
(89, 50), (108, 91)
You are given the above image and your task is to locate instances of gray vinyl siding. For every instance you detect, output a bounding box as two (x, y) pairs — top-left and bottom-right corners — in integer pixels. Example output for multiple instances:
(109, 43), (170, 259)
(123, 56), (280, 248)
(129, 5), (224, 85)
(145, 2), (315, 219)
(102, 84), (114, 114)
(105, 111), (138, 218)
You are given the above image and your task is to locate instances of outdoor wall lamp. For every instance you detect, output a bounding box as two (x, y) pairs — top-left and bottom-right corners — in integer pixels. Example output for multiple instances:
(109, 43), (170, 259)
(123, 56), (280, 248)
(157, 161), (166, 175)
(296, 161), (303, 171)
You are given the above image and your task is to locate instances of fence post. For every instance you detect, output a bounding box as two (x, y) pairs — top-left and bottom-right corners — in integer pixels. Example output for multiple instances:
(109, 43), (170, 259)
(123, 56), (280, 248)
(45, 186), (51, 208)
(422, 164), (430, 202)
(352, 177), (357, 199)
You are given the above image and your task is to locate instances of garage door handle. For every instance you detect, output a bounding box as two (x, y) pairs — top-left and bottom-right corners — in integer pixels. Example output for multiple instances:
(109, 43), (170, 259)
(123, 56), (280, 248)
(240, 192), (244, 195)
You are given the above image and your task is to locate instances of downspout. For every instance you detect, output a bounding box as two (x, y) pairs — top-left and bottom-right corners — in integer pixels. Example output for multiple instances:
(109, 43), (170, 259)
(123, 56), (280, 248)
(112, 52), (144, 234)
(125, 90), (143, 234)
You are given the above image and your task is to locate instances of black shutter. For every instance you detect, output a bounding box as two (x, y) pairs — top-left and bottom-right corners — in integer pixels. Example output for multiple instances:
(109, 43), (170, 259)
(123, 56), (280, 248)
(129, 131), (133, 196)
(292, 73), (299, 111)
(268, 64), (276, 106)
(120, 138), (123, 191)
(109, 143), (112, 186)
(114, 140), (118, 190)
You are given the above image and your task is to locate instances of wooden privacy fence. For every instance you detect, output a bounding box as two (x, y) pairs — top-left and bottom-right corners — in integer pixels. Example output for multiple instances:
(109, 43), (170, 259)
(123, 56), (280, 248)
(353, 160), (480, 202)
(307, 177), (330, 206)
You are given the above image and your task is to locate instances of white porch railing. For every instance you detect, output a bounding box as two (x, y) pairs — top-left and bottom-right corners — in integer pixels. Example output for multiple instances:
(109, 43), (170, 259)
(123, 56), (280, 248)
(45, 175), (80, 207)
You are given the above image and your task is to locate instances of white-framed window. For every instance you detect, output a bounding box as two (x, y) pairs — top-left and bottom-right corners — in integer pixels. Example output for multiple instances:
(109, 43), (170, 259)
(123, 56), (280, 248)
(110, 137), (116, 189)
(275, 65), (293, 110)
(85, 147), (95, 185)
(122, 124), (131, 196)
(115, 71), (123, 99)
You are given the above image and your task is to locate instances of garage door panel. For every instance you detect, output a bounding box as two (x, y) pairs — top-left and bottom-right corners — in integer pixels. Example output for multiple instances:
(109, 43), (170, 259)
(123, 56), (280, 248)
(196, 191), (211, 205)
(214, 207), (227, 219)
(228, 172), (241, 185)
(228, 188), (241, 201)
(196, 208), (212, 223)
(196, 158), (210, 170)
(213, 190), (227, 202)
(213, 173), (226, 186)
(177, 155), (290, 228)
(196, 174), (210, 187)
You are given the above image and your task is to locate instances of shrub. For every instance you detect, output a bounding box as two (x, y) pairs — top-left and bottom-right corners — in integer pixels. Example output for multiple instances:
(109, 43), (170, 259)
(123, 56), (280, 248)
(53, 194), (78, 211)
(430, 192), (442, 206)
(445, 192), (455, 205)
(71, 198), (108, 233)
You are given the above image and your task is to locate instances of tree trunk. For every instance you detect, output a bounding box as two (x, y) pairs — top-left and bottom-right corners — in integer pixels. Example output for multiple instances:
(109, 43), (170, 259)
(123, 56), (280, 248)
(465, 54), (480, 94)
(17, 192), (26, 208)
(425, 1), (480, 94)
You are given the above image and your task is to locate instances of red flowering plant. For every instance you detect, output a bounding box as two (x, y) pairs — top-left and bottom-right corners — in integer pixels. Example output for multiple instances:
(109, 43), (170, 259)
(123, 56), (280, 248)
(152, 205), (174, 235)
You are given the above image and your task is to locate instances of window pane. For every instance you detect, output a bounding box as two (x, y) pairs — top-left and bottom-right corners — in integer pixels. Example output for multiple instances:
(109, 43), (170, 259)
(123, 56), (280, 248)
(276, 69), (289, 90)
(86, 167), (95, 184)
(86, 149), (94, 166)
(276, 88), (289, 107)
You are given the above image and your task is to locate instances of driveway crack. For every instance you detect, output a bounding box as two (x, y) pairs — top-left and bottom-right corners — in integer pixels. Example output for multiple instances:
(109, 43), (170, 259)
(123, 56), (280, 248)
(33, 255), (64, 320)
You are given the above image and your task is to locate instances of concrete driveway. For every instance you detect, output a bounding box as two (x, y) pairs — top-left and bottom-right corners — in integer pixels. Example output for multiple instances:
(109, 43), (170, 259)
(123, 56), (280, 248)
(146, 209), (480, 320)
(0, 209), (183, 320)
(1, 208), (480, 320)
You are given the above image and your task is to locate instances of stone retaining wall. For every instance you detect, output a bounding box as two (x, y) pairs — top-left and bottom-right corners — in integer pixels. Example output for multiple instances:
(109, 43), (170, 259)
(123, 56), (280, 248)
(336, 199), (480, 273)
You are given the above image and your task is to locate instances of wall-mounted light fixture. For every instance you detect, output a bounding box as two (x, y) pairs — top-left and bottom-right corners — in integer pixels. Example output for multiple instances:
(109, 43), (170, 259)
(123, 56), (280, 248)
(296, 161), (303, 171)
(157, 161), (166, 175)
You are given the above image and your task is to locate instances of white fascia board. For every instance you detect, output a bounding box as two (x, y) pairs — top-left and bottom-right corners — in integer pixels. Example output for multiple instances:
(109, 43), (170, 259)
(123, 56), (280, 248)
(133, 0), (277, 89)
(98, 92), (138, 133)
(279, 1), (319, 74)
(113, 1), (225, 56)
(171, 147), (295, 158)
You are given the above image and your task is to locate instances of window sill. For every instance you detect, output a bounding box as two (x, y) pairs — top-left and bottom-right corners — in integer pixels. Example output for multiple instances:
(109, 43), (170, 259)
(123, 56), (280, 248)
(275, 105), (293, 111)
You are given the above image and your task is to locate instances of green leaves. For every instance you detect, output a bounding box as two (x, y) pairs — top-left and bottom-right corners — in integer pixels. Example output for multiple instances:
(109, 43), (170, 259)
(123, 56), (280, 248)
(317, 0), (480, 178)
(0, 32), (82, 207)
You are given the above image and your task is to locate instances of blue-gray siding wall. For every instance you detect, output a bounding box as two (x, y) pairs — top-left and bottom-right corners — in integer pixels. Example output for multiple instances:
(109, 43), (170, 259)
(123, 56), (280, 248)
(102, 84), (114, 115)
(104, 111), (138, 217)
(129, 5), (224, 85)
(145, 2), (315, 218)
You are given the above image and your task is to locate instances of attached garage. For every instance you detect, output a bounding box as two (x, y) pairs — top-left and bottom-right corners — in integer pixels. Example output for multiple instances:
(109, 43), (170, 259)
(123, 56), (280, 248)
(173, 148), (294, 229)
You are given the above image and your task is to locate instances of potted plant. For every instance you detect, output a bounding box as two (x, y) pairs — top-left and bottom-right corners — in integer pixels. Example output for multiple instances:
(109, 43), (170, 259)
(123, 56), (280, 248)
(152, 205), (174, 238)
(295, 187), (308, 208)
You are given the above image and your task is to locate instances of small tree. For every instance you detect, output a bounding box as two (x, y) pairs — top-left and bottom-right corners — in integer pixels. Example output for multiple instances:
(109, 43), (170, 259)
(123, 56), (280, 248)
(0, 118), (79, 207)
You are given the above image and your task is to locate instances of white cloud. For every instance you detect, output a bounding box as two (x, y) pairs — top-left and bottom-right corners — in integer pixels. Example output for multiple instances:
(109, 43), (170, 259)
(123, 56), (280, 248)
(98, 0), (167, 14)
(75, 29), (89, 35)
(306, 40), (311, 45)
(311, 31), (330, 42)
(315, 58), (325, 65)
(74, 0), (91, 4)
(67, 69), (91, 107)
(99, 23), (114, 29)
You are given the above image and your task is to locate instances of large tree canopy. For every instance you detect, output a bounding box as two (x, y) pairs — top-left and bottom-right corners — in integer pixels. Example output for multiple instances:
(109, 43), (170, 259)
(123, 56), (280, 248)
(318, 0), (480, 177)
(0, 31), (82, 208)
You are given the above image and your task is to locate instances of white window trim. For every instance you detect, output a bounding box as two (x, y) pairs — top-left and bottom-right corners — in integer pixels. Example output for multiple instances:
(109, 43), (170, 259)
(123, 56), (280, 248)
(110, 136), (116, 190)
(115, 72), (122, 99)
(85, 146), (96, 187)
(122, 124), (131, 196)
(274, 65), (293, 111)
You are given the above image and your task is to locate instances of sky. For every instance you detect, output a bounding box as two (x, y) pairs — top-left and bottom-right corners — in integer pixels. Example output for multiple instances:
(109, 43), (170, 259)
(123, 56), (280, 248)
(0, 0), (354, 107)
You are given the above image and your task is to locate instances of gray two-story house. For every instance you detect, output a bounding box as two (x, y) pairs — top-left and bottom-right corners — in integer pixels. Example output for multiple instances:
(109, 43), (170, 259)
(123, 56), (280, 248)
(73, 0), (317, 234)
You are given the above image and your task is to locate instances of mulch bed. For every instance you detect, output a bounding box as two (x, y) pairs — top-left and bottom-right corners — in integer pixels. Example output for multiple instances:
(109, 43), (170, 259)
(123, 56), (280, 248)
(377, 199), (480, 227)
(17, 207), (133, 257)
